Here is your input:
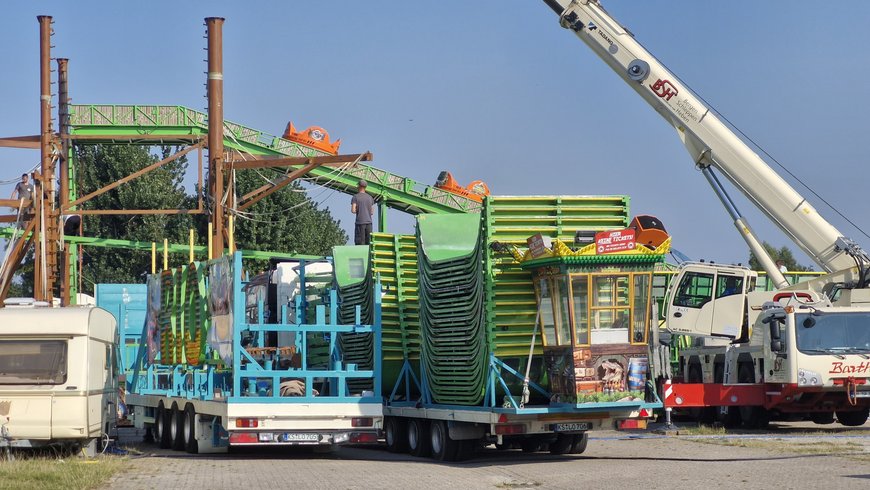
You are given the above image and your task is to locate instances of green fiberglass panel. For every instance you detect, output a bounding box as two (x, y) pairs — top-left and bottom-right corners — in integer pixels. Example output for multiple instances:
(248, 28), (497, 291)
(333, 245), (371, 289)
(416, 213), (482, 263)
(484, 195), (630, 359)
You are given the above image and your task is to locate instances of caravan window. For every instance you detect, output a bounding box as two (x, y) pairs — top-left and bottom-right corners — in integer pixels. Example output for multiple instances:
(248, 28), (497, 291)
(0, 340), (68, 385)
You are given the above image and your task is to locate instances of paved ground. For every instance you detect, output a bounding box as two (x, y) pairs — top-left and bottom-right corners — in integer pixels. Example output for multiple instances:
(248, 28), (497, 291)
(103, 422), (870, 489)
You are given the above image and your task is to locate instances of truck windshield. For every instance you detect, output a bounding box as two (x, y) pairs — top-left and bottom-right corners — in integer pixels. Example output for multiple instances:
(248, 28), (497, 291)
(0, 340), (68, 385)
(795, 312), (870, 355)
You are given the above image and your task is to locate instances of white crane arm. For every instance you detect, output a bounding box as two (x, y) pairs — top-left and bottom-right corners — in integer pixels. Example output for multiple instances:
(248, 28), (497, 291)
(543, 0), (861, 275)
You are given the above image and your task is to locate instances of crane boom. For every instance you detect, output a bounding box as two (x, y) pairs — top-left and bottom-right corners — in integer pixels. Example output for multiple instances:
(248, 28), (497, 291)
(542, 0), (866, 279)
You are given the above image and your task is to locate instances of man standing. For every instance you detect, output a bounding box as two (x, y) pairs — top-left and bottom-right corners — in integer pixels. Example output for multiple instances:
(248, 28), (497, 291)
(11, 173), (33, 203)
(351, 179), (374, 245)
(11, 173), (34, 211)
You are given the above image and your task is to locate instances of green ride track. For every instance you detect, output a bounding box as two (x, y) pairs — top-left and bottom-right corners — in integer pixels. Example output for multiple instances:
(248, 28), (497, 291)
(68, 104), (481, 215)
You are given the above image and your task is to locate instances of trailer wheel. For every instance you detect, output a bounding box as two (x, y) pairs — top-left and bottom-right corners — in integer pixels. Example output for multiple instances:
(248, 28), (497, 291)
(429, 420), (460, 461)
(384, 417), (409, 453)
(809, 412), (835, 425)
(569, 433), (589, 454)
(183, 404), (198, 454)
(549, 434), (574, 455)
(520, 438), (542, 453)
(836, 408), (869, 427)
(170, 403), (185, 451)
(407, 419), (431, 457)
(156, 403), (172, 449)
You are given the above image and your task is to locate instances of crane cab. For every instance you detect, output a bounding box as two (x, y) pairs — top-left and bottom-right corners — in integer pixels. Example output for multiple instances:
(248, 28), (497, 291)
(664, 263), (756, 340)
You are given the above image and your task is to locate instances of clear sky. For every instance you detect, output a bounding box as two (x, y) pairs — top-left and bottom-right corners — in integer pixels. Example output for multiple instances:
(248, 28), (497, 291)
(1, 1), (869, 269)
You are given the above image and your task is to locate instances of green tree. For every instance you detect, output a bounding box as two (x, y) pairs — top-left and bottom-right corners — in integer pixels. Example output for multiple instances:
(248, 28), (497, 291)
(75, 144), (194, 293)
(748, 241), (814, 272)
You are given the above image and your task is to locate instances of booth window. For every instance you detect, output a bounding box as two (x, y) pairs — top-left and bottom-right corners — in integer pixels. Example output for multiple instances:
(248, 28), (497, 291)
(537, 276), (573, 346)
(590, 275), (631, 343)
(632, 274), (651, 344)
(571, 276), (589, 346)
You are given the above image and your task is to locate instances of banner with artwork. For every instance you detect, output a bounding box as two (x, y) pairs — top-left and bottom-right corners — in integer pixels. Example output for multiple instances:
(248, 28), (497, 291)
(207, 256), (234, 365)
(145, 274), (161, 364)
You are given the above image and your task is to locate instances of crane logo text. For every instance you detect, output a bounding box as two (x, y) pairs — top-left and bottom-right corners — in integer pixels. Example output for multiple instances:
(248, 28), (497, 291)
(650, 79), (678, 101)
(829, 361), (870, 375)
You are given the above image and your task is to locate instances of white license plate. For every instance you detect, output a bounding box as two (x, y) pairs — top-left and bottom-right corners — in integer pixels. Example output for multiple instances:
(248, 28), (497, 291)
(281, 433), (320, 442)
(554, 422), (590, 432)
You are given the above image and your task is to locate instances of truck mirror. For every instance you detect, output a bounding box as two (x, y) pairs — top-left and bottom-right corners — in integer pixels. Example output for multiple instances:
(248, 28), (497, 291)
(768, 321), (781, 341)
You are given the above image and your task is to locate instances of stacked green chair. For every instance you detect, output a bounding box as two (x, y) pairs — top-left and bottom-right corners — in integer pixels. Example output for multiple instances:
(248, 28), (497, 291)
(332, 246), (374, 393)
(416, 213), (487, 405)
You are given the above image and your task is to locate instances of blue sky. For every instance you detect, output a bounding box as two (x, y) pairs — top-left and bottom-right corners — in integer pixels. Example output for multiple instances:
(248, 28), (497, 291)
(1, 1), (869, 269)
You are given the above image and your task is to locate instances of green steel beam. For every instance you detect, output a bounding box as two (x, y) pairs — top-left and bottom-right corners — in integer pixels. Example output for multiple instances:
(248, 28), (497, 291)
(0, 227), (319, 261)
(68, 104), (480, 215)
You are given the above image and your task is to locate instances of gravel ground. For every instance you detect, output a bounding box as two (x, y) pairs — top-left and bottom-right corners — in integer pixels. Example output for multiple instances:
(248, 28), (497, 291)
(104, 422), (870, 489)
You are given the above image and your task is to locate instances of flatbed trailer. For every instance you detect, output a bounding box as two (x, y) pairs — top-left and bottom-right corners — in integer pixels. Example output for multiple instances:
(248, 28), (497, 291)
(97, 252), (383, 454)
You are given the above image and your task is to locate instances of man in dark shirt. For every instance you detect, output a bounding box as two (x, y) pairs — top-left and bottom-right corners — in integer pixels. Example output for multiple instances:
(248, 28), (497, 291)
(11, 173), (34, 211)
(351, 179), (374, 245)
(11, 174), (33, 202)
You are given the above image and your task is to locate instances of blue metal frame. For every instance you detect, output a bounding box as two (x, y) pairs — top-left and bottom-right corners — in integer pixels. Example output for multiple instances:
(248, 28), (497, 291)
(387, 351), (662, 415)
(227, 252), (381, 404)
(113, 251), (382, 406)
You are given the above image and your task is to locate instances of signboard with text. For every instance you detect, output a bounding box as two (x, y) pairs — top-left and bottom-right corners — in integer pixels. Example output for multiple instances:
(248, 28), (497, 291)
(527, 233), (552, 259)
(595, 229), (636, 254)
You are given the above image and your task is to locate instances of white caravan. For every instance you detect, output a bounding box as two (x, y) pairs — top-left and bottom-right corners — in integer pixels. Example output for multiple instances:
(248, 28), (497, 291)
(0, 307), (118, 454)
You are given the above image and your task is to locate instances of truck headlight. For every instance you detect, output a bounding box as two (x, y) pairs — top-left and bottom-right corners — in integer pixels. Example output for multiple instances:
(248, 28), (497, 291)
(798, 368), (822, 386)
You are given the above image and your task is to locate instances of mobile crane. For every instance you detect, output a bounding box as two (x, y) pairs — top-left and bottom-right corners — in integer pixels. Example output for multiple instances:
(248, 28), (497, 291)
(542, 0), (870, 426)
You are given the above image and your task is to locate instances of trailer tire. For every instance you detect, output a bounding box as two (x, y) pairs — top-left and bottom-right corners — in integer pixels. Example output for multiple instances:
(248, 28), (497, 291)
(836, 408), (869, 427)
(809, 412), (835, 425)
(549, 434), (574, 455)
(183, 404), (198, 454)
(156, 403), (172, 449)
(520, 438), (542, 453)
(170, 403), (185, 451)
(385, 417), (409, 453)
(569, 433), (589, 454)
(430, 420), (459, 461)
(408, 419), (431, 457)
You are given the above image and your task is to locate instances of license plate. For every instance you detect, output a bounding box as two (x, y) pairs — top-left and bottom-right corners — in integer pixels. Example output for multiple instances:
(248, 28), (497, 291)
(553, 422), (590, 432)
(281, 433), (320, 442)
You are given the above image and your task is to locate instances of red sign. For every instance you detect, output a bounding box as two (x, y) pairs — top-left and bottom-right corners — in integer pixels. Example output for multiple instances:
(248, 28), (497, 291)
(527, 233), (552, 259)
(595, 229), (636, 254)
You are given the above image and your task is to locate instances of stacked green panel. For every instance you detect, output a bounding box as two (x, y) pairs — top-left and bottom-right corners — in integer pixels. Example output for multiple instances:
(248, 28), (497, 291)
(371, 232), (421, 396)
(483, 196), (630, 359)
(333, 246), (374, 393)
(416, 213), (487, 405)
(369, 195), (630, 403)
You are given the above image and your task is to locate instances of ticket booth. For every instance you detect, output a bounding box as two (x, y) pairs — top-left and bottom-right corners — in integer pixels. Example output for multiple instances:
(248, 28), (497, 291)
(519, 226), (669, 403)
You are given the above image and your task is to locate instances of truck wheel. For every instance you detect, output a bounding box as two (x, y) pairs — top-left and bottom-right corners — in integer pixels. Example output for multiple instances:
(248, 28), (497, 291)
(183, 404), (198, 454)
(385, 417), (409, 453)
(549, 434), (574, 455)
(687, 364), (715, 424)
(156, 403), (172, 449)
(739, 406), (770, 429)
(836, 408), (869, 427)
(408, 419), (431, 457)
(520, 438), (542, 453)
(170, 403), (185, 451)
(429, 420), (455, 461)
(809, 412), (835, 425)
(569, 433), (589, 454)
